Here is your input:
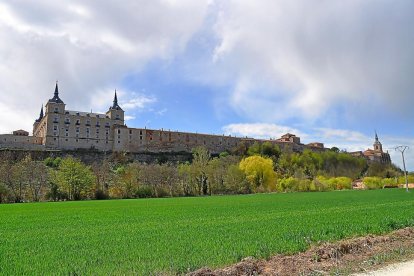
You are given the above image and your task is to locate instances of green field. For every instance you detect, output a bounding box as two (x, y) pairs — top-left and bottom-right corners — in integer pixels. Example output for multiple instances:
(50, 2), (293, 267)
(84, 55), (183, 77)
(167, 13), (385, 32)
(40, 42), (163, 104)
(1, 190), (413, 274)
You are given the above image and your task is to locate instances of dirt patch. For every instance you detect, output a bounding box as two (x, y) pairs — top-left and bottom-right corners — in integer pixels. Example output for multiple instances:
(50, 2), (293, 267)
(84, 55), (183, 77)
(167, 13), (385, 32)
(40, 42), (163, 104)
(188, 227), (414, 276)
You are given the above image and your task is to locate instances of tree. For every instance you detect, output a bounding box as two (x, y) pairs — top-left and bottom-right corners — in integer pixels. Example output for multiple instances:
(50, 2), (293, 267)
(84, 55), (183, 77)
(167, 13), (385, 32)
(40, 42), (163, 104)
(192, 147), (211, 195)
(92, 159), (113, 199)
(56, 157), (95, 200)
(21, 156), (49, 202)
(239, 156), (277, 192)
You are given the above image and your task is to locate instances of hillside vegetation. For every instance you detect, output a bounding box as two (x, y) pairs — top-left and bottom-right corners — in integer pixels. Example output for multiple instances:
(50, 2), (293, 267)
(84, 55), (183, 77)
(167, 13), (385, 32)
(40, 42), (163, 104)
(0, 142), (407, 203)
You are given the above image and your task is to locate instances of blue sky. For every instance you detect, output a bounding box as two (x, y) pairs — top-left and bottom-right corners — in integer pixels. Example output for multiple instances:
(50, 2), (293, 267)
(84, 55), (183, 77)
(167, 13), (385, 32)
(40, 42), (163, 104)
(0, 0), (413, 170)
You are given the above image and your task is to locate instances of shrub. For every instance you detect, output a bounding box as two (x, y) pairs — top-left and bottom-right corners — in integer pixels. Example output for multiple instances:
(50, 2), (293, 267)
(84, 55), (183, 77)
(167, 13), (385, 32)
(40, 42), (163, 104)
(363, 177), (383, 190)
(135, 186), (153, 198)
(95, 189), (109, 200)
(381, 178), (398, 187)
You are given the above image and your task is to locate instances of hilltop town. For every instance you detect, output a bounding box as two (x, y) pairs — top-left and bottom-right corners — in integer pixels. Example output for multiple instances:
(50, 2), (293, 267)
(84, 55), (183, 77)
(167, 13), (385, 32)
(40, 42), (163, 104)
(0, 83), (391, 164)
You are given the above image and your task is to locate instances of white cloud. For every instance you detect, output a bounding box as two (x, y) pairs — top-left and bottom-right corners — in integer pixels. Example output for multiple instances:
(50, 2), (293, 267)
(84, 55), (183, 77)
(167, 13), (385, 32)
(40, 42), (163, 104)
(0, 0), (211, 133)
(124, 115), (136, 121)
(222, 123), (305, 140)
(121, 94), (157, 111)
(210, 0), (414, 122)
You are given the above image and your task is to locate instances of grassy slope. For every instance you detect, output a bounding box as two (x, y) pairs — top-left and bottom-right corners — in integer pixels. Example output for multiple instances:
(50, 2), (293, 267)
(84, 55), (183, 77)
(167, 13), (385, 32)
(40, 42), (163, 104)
(0, 190), (413, 274)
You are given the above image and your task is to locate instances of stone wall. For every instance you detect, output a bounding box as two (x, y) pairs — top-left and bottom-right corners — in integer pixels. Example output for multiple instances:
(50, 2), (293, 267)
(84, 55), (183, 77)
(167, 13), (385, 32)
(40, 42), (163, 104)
(0, 148), (193, 165)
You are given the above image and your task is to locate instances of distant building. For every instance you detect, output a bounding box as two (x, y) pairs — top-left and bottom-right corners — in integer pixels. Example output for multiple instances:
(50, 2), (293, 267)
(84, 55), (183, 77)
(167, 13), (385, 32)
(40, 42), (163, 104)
(350, 133), (391, 164)
(307, 142), (324, 149)
(276, 133), (301, 144)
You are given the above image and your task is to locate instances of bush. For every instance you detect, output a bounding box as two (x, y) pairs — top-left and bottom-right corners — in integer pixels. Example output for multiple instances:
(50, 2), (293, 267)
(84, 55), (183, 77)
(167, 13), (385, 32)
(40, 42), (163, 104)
(135, 186), (153, 198)
(381, 178), (398, 187)
(277, 177), (314, 192)
(95, 189), (109, 200)
(398, 175), (414, 185)
(363, 177), (383, 190)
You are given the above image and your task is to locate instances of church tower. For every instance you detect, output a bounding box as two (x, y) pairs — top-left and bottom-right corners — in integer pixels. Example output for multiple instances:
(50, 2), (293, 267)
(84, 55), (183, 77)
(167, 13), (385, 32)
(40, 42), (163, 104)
(106, 90), (124, 124)
(373, 132), (383, 152)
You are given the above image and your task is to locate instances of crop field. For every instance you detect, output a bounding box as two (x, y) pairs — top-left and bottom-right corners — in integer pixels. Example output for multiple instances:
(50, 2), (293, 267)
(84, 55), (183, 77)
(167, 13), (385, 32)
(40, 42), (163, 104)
(1, 189), (414, 274)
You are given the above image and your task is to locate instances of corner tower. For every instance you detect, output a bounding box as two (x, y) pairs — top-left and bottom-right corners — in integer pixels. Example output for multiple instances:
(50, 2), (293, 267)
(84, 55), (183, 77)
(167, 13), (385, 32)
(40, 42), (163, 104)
(106, 90), (124, 124)
(32, 105), (44, 133)
(45, 81), (65, 114)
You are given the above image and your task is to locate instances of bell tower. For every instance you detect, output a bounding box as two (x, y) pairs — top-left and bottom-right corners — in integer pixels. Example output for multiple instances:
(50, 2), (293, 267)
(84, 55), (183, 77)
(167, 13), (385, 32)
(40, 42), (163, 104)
(373, 132), (383, 152)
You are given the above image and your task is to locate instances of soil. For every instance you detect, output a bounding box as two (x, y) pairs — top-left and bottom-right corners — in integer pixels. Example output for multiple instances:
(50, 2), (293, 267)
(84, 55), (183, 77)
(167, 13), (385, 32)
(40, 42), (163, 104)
(188, 227), (414, 276)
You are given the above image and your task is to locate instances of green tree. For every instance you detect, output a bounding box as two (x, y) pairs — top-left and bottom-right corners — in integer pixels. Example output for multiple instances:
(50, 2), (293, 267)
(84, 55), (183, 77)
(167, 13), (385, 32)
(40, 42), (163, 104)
(56, 157), (95, 200)
(192, 147), (211, 195)
(239, 155), (277, 192)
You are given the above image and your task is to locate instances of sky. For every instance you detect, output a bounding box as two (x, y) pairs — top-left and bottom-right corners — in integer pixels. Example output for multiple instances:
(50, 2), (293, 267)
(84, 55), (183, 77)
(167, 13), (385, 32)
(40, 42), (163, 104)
(0, 0), (413, 170)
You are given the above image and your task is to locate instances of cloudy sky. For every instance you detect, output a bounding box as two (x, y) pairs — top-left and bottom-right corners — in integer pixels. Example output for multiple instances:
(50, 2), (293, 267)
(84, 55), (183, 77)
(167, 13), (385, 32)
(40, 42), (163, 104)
(0, 0), (413, 170)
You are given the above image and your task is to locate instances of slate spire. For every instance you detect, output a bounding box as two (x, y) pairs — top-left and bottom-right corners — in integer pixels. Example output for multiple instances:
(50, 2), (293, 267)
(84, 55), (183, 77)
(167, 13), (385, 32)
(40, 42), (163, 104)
(48, 81), (64, 104)
(111, 89), (123, 110)
(39, 105), (44, 119)
(35, 105), (44, 122)
(54, 81), (59, 96)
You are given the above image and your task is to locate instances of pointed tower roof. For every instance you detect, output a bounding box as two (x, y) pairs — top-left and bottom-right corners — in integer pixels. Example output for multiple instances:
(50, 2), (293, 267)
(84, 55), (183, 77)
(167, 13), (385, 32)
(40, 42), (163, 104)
(48, 81), (64, 104)
(35, 105), (44, 122)
(110, 90), (123, 111)
(375, 131), (379, 142)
